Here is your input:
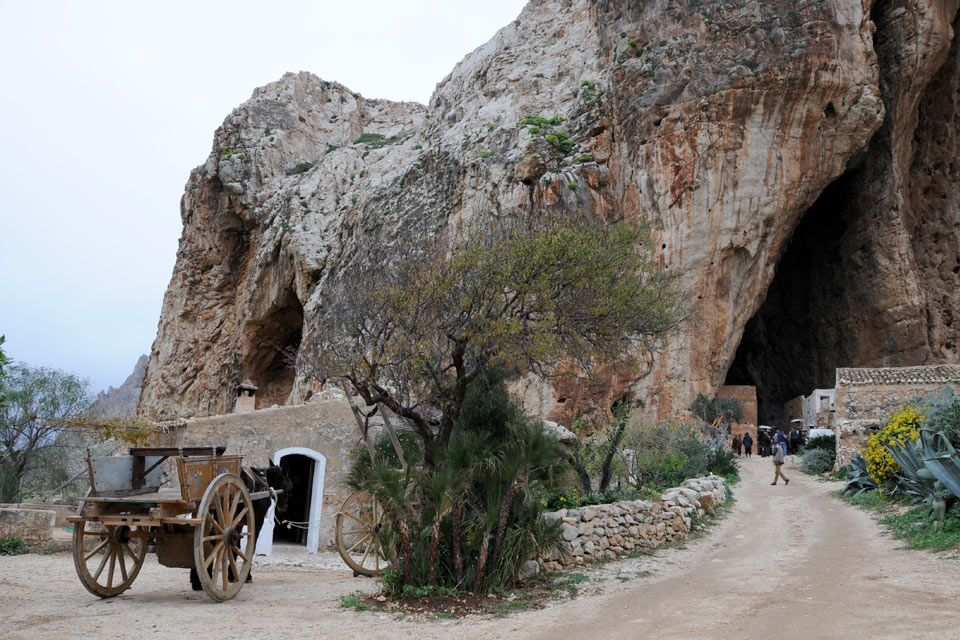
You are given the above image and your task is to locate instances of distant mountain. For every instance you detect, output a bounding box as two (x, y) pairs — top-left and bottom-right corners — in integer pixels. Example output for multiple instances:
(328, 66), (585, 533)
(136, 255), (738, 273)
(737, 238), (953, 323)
(88, 355), (148, 419)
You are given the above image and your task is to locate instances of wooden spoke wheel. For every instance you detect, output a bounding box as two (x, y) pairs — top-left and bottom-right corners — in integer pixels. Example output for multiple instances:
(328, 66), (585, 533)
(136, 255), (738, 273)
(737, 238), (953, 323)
(335, 491), (395, 577)
(72, 519), (149, 597)
(193, 473), (256, 602)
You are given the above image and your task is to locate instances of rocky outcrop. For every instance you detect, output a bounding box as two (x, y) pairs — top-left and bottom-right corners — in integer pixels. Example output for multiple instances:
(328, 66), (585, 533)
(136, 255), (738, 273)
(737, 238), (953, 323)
(88, 354), (148, 419)
(727, 0), (960, 422)
(140, 0), (959, 424)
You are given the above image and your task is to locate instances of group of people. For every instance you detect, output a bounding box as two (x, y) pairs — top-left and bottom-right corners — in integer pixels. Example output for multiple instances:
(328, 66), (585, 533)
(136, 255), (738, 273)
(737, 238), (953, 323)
(730, 432), (754, 457)
(730, 427), (803, 486)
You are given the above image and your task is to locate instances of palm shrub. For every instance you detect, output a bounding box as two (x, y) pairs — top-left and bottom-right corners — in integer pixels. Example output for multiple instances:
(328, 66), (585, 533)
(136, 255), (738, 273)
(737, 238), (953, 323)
(347, 372), (564, 593)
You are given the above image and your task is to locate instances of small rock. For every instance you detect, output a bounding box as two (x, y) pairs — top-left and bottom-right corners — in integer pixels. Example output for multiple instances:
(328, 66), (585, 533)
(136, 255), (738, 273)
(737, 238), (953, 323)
(518, 560), (540, 581)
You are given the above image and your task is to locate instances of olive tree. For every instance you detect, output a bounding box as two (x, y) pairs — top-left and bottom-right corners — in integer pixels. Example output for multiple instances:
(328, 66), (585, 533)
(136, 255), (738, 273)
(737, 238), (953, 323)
(0, 364), (91, 502)
(299, 213), (687, 467)
(298, 213), (686, 590)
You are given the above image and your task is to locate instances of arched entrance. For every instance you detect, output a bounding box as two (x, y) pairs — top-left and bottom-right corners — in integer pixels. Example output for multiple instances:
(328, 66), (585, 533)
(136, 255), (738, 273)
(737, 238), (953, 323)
(255, 447), (326, 555)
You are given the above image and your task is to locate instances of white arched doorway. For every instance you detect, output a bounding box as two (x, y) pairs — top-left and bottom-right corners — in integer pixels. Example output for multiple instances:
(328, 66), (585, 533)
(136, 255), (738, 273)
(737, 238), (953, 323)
(255, 447), (326, 555)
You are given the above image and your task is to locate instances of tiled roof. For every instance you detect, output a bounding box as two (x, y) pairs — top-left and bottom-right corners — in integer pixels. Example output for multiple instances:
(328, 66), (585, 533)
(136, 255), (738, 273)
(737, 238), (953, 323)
(836, 364), (960, 386)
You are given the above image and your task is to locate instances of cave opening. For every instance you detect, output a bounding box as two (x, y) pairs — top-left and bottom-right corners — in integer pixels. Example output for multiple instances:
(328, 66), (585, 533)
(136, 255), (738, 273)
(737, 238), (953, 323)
(725, 169), (861, 425)
(243, 289), (304, 408)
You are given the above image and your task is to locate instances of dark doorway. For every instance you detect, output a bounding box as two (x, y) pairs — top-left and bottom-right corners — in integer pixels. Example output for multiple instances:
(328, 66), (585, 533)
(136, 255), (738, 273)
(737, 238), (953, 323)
(274, 454), (314, 546)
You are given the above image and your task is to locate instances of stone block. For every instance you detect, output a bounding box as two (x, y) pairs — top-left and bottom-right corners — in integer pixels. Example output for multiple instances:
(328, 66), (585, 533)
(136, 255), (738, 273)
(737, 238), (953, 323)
(561, 523), (580, 542)
(0, 508), (55, 547)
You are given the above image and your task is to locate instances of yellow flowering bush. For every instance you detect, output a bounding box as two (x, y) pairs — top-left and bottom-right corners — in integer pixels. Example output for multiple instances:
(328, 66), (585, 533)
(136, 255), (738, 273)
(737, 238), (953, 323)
(864, 405), (923, 486)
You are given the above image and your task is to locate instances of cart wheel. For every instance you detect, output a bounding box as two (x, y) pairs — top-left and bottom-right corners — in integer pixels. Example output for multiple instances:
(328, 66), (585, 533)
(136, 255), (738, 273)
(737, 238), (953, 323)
(194, 473), (255, 602)
(335, 491), (395, 577)
(72, 519), (148, 597)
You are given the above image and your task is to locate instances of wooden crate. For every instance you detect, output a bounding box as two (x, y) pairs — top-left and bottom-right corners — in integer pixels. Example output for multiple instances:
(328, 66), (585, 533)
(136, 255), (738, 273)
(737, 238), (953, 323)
(176, 456), (242, 502)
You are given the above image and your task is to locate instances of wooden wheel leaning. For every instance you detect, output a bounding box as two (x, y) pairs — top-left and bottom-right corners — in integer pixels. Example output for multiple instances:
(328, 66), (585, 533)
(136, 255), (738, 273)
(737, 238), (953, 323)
(335, 491), (394, 577)
(72, 519), (149, 597)
(193, 473), (256, 602)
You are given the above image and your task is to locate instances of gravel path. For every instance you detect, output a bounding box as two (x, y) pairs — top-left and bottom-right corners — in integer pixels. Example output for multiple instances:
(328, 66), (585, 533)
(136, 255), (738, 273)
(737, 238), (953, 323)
(1, 456), (957, 639)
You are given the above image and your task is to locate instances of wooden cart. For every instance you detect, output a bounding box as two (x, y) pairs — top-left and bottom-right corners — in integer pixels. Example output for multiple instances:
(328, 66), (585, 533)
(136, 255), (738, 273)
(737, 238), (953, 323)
(68, 447), (267, 602)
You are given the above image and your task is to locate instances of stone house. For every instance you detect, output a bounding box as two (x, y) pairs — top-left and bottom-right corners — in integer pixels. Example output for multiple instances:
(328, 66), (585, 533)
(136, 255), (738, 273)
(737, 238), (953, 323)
(802, 389), (835, 428)
(717, 385), (758, 451)
(833, 364), (960, 467)
(152, 389), (391, 555)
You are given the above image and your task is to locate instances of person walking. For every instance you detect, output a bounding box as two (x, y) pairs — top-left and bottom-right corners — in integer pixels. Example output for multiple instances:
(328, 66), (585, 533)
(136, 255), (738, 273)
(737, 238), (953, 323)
(732, 433), (742, 457)
(771, 444), (789, 485)
(742, 432), (753, 457)
(775, 430), (788, 456)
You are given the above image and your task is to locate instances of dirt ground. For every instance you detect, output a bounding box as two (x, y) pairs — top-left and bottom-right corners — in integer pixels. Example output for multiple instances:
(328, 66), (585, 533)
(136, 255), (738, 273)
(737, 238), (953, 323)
(2, 456), (959, 640)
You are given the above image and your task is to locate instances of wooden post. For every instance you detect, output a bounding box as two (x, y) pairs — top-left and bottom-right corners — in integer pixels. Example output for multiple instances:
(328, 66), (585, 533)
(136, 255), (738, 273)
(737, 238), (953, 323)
(379, 406), (407, 473)
(339, 381), (378, 461)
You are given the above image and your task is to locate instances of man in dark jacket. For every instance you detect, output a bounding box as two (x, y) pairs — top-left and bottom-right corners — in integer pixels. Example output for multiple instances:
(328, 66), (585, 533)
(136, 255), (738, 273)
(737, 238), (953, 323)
(742, 433), (753, 457)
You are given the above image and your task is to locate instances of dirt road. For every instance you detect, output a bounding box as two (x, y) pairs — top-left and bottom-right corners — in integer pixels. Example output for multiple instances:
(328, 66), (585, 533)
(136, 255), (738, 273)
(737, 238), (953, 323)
(1, 456), (958, 639)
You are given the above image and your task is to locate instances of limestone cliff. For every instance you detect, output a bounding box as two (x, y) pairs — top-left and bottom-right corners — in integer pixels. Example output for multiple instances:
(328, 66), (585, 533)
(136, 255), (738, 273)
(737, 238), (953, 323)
(140, 0), (959, 425)
(89, 354), (148, 419)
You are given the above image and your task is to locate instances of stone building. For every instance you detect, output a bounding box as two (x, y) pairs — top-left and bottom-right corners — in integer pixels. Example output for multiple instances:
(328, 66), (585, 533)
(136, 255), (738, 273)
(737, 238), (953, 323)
(802, 389), (835, 428)
(783, 396), (804, 425)
(717, 385), (758, 451)
(153, 390), (389, 554)
(833, 365), (960, 467)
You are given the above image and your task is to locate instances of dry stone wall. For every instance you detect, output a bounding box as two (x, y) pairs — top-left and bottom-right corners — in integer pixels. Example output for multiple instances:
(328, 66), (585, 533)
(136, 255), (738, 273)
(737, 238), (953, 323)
(0, 507), (56, 550)
(539, 475), (727, 571)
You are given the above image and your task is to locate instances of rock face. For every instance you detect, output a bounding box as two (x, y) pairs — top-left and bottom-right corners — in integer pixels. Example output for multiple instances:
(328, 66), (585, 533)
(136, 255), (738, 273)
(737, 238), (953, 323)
(89, 354), (148, 419)
(140, 0), (959, 424)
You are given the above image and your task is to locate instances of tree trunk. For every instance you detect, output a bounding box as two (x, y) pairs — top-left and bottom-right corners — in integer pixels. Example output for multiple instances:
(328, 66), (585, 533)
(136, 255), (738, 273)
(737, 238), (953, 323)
(598, 419), (627, 492)
(563, 452), (592, 493)
(427, 513), (442, 586)
(489, 470), (528, 576)
(475, 531), (491, 591)
(451, 500), (464, 584)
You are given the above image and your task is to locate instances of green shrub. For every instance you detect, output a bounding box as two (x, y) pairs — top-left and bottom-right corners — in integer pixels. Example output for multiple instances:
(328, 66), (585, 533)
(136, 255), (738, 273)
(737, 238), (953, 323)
(325, 144), (341, 154)
(707, 448), (739, 477)
(0, 537), (26, 556)
(620, 419), (712, 491)
(567, 182), (577, 191)
(354, 132), (386, 145)
(481, 151), (491, 159)
(803, 434), (836, 454)
(918, 387), (960, 449)
(528, 127), (540, 134)
(287, 162), (314, 175)
(575, 154), (594, 163)
(802, 449), (835, 475)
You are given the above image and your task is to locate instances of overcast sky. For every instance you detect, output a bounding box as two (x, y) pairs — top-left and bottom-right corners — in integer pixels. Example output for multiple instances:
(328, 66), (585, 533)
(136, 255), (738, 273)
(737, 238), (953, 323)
(0, 0), (527, 394)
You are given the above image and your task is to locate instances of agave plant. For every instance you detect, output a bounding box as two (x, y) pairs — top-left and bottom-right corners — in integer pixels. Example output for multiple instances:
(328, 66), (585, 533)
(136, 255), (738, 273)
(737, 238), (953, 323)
(918, 429), (960, 501)
(843, 455), (877, 495)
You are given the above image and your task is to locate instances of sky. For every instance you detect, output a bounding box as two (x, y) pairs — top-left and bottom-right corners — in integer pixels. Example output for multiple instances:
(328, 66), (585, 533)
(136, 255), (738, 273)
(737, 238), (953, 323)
(0, 0), (528, 395)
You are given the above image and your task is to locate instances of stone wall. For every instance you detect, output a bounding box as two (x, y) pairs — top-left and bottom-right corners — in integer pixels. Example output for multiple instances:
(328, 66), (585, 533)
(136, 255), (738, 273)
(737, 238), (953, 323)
(834, 368), (960, 467)
(0, 503), (74, 528)
(156, 394), (380, 550)
(539, 475), (727, 571)
(0, 508), (55, 549)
